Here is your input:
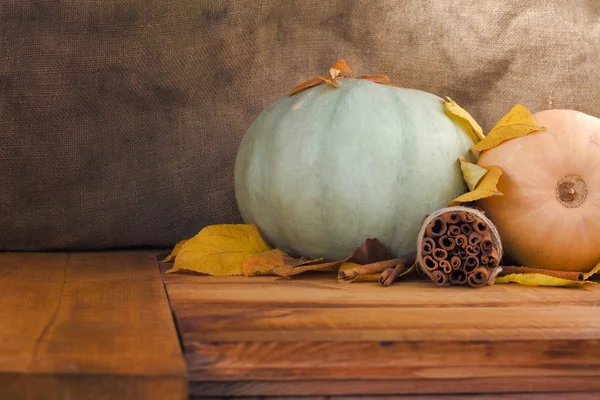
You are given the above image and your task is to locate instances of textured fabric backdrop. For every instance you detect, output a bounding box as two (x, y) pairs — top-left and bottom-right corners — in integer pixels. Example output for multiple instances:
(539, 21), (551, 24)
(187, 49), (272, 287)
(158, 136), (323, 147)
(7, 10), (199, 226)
(1, 0), (599, 250)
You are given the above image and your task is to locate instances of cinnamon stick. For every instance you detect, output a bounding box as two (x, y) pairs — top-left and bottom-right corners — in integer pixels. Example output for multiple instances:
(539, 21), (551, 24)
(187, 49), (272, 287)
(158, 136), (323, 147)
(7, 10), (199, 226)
(481, 239), (494, 255)
(422, 255), (439, 272)
(417, 206), (504, 289)
(433, 248), (448, 261)
(432, 270), (449, 286)
(468, 267), (490, 288)
(438, 235), (455, 251)
(338, 258), (405, 281)
(441, 212), (460, 224)
(464, 255), (479, 273)
(468, 232), (482, 246)
(439, 260), (452, 274)
(461, 223), (474, 236)
(460, 211), (476, 223)
(449, 269), (467, 285)
(447, 225), (462, 237)
(466, 245), (480, 256)
(499, 266), (585, 281)
(422, 237), (436, 255)
(450, 256), (461, 270)
(472, 220), (489, 234)
(378, 259), (409, 287)
(426, 217), (447, 238)
(455, 234), (468, 248)
(446, 211), (461, 224)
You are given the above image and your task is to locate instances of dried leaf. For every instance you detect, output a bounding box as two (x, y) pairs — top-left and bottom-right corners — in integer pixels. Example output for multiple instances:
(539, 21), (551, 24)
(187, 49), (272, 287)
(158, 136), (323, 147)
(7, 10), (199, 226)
(358, 75), (390, 82)
(368, 75), (390, 81)
(443, 97), (485, 144)
(337, 262), (381, 283)
(274, 238), (391, 278)
(288, 77), (324, 96)
(331, 59), (352, 74)
(472, 104), (545, 152)
(242, 249), (321, 277)
(449, 164), (504, 205)
(583, 262), (600, 280)
(289, 59), (350, 96)
(458, 157), (488, 191)
(165, 224), (270, 276)
(345, 238), (391, 264)
(272, 259), (342, 277)
(472, 166), (503, 193)
(162, 239), (188, 263)
(319, 75), (340, 88)
(495, 273), (594, 287)
(288, 59), (399, 96)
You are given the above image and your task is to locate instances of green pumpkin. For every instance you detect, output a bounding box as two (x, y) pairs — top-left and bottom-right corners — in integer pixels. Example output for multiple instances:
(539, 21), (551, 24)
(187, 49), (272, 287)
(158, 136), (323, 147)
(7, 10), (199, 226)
(235, 78), (474, 261)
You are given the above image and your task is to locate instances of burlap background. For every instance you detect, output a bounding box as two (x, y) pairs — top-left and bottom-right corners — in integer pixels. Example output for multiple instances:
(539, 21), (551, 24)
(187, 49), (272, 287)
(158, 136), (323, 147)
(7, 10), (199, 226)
(1, 0), (598, 250)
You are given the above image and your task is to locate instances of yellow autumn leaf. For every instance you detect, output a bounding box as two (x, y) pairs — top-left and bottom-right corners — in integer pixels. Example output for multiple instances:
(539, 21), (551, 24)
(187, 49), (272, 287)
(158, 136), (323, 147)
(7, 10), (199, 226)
(472, 104), (545, 152)
(162, 238), (188, 262)
(165, 224), (270, 276)
(242, 249), (321, 277)
(443, 97), (485, 144)
(337, 262), (381, 283)
(495, 273), (594, 287)
(448, 164), (504, 205)
(458, 156), (488, 191)
(583, 262), (600, 280)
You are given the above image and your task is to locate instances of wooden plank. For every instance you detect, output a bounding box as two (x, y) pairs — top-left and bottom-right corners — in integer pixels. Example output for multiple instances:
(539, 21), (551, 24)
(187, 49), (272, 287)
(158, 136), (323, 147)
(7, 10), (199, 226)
(161, 259), (600, 398)
(184, 338), (600, 379)
(333, 395), (600, 400)
(0, 251), (187, 400)
(190, 394), (600, 400)
(190, 391), (600, 400)
(174, 304), (600, 341)
(190, 378), (600, 398)
(163, 274), (600, 308)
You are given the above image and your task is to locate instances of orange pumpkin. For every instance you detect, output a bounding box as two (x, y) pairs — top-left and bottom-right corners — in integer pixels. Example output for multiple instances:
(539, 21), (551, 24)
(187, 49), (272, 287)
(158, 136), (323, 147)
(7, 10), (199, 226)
(478, 109), (600, 272)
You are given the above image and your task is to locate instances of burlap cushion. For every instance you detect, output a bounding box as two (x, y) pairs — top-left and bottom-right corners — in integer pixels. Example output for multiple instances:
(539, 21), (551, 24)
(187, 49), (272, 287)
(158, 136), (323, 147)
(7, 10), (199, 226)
(1, 0), (598, 250)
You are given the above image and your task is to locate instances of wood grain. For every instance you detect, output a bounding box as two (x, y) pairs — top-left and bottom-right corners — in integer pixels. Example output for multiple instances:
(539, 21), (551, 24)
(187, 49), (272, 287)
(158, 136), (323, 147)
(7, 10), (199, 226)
(160, 261), (600, 398)
(190, 377), (600, 397)
(0, 251), (187, 400)
(190, 389), (600, 399)
(333, 395), (600, 400)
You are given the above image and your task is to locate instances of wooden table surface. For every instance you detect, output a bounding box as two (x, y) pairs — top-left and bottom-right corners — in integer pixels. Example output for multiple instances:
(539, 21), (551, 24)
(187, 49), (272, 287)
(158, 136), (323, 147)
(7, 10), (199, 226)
(160, 261), (600, 399)
(2, 251), (600, 399)
(0, 251), (187, 400)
